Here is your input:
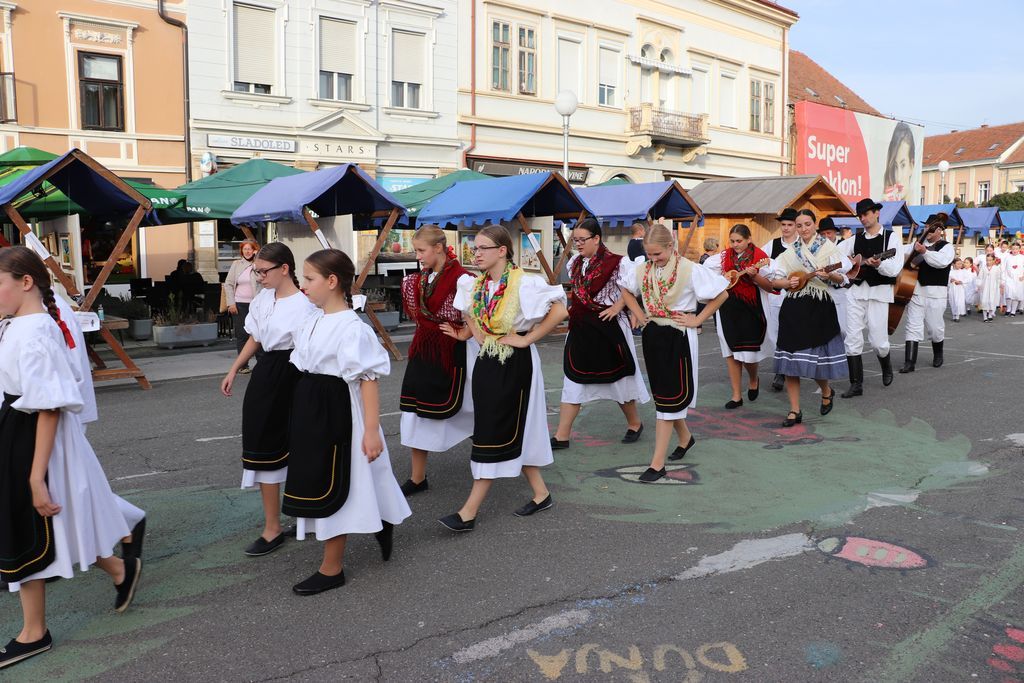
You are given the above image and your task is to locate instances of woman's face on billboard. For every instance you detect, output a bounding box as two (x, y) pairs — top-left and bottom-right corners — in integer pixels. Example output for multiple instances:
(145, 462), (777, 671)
(892, 140), (913, 198)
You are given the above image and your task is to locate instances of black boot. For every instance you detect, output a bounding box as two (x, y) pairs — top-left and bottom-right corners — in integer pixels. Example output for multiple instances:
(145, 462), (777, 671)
(878, 353), (894, 386)
(898, 341), (918, 373)
(840, 356), (863, 398)
(931, 340), (944, 368)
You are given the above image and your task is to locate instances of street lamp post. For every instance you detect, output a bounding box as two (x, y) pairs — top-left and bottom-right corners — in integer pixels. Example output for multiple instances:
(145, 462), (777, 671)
(554, 90), (578, 182)
(938, 159), (950, 203)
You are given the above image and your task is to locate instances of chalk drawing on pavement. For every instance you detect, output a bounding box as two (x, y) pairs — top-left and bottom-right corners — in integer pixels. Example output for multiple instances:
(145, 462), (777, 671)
(525, 641), (747, 680)
(596, 463), (700, 485)
(816, 536), (933, 572)
(987, 626), (1024, 680)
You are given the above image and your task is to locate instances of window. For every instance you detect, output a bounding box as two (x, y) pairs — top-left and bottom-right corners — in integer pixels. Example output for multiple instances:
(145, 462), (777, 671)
(491, 21), (510, 91)
(920, 185), (926, 202)
(1014, 181), (1024, 193)
(749, 79), (761, 132)
(598, 47), (619, 107)
(392, 31), (424, 109)
(233, 4), (276, 94)
(719, 72), (737, 128)
(691, 65), (709, 114)
(517, 26), (536, 95)
(557, 38), (580, 97)
(78, 52), (123, 130)
(978, 181), (990, 204)
(957, 182), (967, 203)
(763, 81), (775, 134)
(658, 49), (673, 109)
(639, 44), (653, 103)
(319, 18), (356, 101)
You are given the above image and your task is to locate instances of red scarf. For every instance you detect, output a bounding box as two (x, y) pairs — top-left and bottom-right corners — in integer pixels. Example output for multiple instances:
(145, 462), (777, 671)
(402, 252), (468, 371)
(722, 245), (768, 308)
(569, 243), (622, 322)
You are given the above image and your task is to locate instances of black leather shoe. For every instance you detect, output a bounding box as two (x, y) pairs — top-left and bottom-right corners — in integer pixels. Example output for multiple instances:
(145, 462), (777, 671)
(0, 630), (52, 670)
(668, 435), (696, 461)
(122, 517), (146, 561)
(400, 478), (429, 496)
(878, 353), (894, 386)
(438, 513), (475, 532)
(638, 467), (666, 483)
(724, 399), (743, 409)
(820, 390), (835, 416)
(621, 425), (644, 443)
(932, 341), (944, 368)
(514, 494), (553, 517)
(115, 557), (142, 613)
(244, 533), (284, 557)
(771, 373), (785, 392)
(374, 521), (393, 562)
(293, 570), (345, 596)
(747, 383), (760, 401)
(550, 437), (570, 450)
(781, 410), (803, 427)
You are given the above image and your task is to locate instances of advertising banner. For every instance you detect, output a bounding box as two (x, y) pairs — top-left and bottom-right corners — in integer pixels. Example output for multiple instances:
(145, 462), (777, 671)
(795, 101), (924, 206)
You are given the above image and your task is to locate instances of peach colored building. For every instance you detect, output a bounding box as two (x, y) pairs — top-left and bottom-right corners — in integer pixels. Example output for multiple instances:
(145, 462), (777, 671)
(922, 122), (1024, 205)
(0, 0), (189, 282)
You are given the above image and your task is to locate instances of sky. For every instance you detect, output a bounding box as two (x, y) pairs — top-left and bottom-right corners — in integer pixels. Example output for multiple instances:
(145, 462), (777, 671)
(784, 0), (1024, 136)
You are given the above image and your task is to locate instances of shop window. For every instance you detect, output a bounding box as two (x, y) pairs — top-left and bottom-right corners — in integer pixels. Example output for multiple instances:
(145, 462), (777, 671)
(79, 52), (123, 131)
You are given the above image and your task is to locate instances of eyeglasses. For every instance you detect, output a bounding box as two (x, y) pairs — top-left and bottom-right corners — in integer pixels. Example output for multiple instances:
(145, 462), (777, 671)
(253, 263), (283, 277)
(572, 235), (597, 246)
(469, 245), (502, 254)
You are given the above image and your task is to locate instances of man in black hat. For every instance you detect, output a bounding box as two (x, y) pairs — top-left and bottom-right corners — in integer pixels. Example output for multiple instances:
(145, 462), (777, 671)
(836, 198), (903, 396)
(761, 207), (799, 391)
(899, 214), (955, 372)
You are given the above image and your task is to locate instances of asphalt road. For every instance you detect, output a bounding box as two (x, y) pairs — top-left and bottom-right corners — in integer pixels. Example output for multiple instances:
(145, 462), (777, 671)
(2, 311), (1022, 682)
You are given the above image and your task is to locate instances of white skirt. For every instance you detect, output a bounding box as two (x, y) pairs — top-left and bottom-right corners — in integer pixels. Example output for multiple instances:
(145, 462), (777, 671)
(656, 327), (701, 421)
(1004, 275), (1024, 300)
(472, 345), (554, 480)
(9, 414), (130, 591)
(399, 341), (477, 452)
(241, 466), (288, 489)
(948, 283), (966, 315)
(560, 317), (651, 405)
(296, 385), (412, 541)
(980, 278), (1002, 310)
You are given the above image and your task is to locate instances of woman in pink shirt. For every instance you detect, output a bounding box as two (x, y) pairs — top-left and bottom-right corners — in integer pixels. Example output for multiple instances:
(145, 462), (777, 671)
(224, 240), (261, 373)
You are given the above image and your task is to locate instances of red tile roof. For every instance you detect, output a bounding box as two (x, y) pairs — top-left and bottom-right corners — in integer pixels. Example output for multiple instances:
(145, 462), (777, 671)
(923, 122), (1024, 166)
(788, 51), (882, 117)
(755, 0), (798, 18)
(1001, 137), (1024, 165)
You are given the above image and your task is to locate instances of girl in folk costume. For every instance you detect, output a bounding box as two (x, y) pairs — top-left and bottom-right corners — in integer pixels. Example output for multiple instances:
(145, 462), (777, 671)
(702, 224), (775, 410)
(1003, 243), (1024, 316)
(398, 226), (475, 496)
(978, 253), (1004, 322)
(221, 243), (316, 558)
(0, 248), (142, 671)
(551, 218), (649, 449)
(947, 258), (967, 322)
(438, 225), (568, 531)
(767, 210), (851, 427)
(285, 249), (410, 595)
(628, 225), (728, 483)
(962, 257), (978, 314)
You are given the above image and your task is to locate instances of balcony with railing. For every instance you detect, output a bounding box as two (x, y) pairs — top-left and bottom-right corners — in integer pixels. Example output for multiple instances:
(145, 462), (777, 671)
(0, 73), (15, 123)
(627, 102), (709, 147)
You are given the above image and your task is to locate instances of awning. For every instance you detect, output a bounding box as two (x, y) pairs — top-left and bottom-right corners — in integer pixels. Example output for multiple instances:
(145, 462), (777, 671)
(0, 146), (58, 167)
(907, 204), (963, 226)
(957, 207), (1002, 236)
(391, 169), (490, 220)
(833, 200), (915, 231)
(162, 158), (305, 221)
(417, 172), (590, 227)
(232, 163), (403, 225)
(1000, 211), (1024, 232)
(575, 180), (702, 227)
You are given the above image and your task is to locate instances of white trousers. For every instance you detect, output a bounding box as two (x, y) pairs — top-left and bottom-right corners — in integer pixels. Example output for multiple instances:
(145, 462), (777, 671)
(904, 295), (946, 343)
(844, 297), (890, 357)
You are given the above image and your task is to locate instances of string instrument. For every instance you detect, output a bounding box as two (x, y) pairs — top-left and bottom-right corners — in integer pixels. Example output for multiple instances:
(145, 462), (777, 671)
(846, 248), (897, 283)
(785, 262), (844, 291)
(888, 225), (935, 334)
(725, 258), (770, 289)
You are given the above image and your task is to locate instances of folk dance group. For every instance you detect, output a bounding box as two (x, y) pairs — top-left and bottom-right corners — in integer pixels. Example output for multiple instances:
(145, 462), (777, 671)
(0, 193), (973, 669)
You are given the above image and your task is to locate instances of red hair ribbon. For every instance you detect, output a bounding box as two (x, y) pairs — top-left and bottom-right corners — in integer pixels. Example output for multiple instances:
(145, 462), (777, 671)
(446, 245), (457, 261)
(55, 310), (76, 349)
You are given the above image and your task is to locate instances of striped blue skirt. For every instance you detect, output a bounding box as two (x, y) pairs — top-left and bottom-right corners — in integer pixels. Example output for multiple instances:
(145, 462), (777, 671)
(774, 294), (848, 380)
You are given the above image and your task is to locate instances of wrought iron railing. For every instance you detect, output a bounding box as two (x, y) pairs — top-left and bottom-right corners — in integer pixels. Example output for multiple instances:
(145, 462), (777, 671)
(628, 103), (708, 143)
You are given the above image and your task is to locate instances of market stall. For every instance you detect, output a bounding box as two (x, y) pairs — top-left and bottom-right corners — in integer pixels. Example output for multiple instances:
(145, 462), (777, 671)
(957, 207), (1002, 255)
(832, 200), (916, 233)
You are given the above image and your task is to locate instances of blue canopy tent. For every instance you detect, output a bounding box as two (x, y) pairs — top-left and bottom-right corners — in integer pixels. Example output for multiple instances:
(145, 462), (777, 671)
(833, 200), (916, 232)
(232, 163), (406, 357)
(1000, 211), (1023, 237)
(0, 148), (152, 388)
(957, 207), (1002, 243)
(418, 172), (591, 284)
(907, 204), (964, 228)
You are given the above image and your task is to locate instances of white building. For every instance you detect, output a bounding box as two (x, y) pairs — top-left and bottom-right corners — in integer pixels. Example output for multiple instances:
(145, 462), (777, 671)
(185, 0), (460, 272)
(458, 0), (797, 188)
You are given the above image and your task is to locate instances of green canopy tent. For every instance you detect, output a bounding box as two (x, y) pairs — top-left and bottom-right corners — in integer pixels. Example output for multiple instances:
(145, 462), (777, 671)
(390, 169), (490, 222)
(160, 158), (305, 222)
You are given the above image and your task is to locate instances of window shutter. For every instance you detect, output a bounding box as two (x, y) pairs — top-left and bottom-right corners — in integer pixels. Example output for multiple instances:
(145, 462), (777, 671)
(320, 18), (357, 75)
(392, 31), (424, 84)
(557, 38), (579, 94)
(599, 47), (618, 87)
(234, 4), (276, 85)
(719, 73), (736, 127)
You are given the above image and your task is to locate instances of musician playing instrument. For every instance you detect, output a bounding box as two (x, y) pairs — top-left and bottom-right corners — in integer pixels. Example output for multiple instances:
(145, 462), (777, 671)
(898, 215), (955, 372)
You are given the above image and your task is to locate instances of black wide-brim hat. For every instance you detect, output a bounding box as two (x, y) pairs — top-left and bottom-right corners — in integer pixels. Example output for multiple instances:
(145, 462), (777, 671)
(776, 207), (799, 222)
(855, 198), (883, 216)
(817, 216), (837, 233)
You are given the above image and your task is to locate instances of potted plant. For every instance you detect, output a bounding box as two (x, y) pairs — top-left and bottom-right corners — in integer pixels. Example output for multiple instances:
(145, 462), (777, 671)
(122, 297), (153, 341)
(153, 295), (219, 349)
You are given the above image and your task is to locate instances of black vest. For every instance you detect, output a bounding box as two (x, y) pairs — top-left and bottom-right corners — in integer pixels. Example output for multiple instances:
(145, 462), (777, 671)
(770, 237), (789, 259)
(852, 230), (897, 287)
(917, 240), (951, 287)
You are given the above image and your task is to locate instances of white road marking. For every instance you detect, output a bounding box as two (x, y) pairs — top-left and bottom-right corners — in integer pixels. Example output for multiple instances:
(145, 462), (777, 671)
(380, 411), (403, 417)
(195, 434), (242, 442)
(114, 471), (167, 481)
(451, 609), (592, 664)
(674, 533), (814, 581)
(1006, 434), (1024, 447)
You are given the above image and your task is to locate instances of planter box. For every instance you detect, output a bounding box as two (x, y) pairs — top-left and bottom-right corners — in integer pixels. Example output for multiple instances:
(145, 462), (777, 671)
(153, 322), (218, 349)
(358, 310), (401, 332)
(128, 318), (153, 341)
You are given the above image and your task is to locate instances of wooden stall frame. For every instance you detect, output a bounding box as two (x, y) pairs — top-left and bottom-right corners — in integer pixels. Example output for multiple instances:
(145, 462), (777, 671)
(2, 151), (153, 389)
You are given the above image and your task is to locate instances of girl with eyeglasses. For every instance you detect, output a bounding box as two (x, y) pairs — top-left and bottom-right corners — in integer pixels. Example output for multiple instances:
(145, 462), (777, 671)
(220, 242), (316, 558)
(437, 225), (568, 531)
(550, 218), (650, 451)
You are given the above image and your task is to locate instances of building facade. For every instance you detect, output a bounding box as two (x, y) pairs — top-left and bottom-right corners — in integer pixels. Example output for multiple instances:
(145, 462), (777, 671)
(457, 0), (797, 189)
(922, 122), (1024, 205)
